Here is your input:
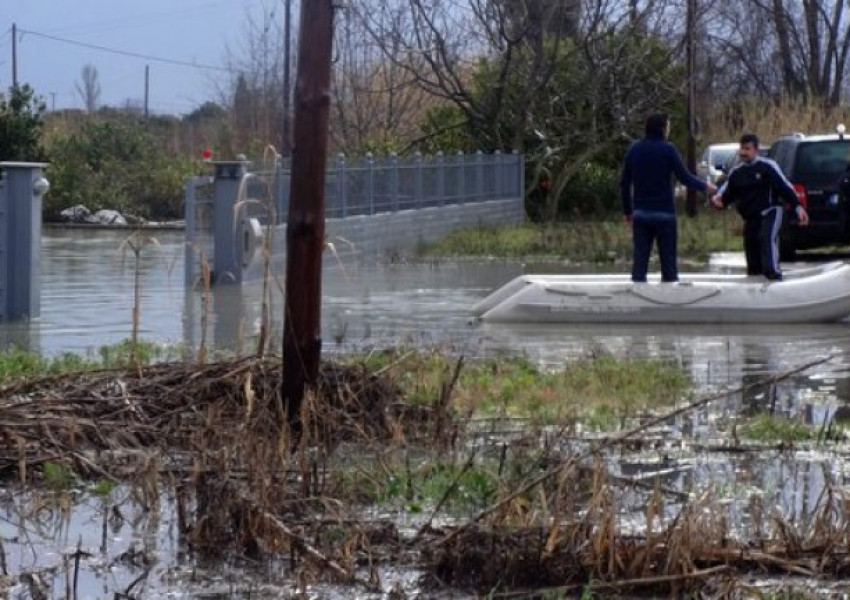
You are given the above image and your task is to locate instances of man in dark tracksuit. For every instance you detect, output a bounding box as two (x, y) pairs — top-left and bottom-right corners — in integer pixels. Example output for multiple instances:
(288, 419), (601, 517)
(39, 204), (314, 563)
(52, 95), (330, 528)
(711, 134), (809, 280)
(621, 113), (715, 282)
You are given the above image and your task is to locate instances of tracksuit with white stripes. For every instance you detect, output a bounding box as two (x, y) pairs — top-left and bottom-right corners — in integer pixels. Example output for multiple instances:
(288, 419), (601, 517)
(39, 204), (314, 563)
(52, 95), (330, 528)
(717, 157), (802, 280)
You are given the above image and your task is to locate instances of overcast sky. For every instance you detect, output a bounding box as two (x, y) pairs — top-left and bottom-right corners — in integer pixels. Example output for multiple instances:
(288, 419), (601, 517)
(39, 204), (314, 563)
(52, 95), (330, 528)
(1, 0), (272, 115)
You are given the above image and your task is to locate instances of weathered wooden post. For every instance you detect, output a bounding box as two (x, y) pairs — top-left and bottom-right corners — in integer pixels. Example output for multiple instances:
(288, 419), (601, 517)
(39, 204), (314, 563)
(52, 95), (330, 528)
(685, 0), (698, 217)
(282, 0), (335, 428)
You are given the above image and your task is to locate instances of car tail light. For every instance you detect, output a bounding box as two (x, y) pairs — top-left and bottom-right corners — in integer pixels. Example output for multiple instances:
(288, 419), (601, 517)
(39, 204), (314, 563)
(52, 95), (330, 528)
(792, 184), (808, 208)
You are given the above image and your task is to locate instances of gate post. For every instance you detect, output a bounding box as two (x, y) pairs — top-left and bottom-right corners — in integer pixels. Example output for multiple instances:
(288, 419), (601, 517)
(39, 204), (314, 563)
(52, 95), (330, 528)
(494, 150), (503, 198)
(0, 162), (49, 321)
(436, 151), (445, 206)
(457, 150), (466, 205)
(212, 160), (248, 285)
(184, 177), (197, 288)
(366, 152), (375, 215)
(390, 152), (400, 212)
(414, 151), (423, 209)
(337, 153), (347, 218)
(475, 149), (484, 201)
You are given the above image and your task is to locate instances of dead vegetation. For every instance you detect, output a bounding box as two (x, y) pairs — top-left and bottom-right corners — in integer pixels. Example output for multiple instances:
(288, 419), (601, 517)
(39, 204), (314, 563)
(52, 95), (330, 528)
(0, 354), (848, 597)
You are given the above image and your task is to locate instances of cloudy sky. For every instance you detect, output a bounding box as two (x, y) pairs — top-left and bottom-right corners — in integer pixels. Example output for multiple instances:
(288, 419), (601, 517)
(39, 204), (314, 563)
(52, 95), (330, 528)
(1, 0), (274, 114)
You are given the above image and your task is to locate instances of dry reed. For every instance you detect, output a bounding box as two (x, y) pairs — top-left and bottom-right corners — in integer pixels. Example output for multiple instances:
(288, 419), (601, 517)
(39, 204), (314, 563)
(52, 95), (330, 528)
(1, 354), (848, 595)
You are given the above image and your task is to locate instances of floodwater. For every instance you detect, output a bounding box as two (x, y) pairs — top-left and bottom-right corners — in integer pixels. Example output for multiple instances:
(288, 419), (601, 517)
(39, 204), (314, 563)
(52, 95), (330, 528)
(4, 230), (850, 382)
(4, 228), (850, 424)
(4, 229), (850, 597)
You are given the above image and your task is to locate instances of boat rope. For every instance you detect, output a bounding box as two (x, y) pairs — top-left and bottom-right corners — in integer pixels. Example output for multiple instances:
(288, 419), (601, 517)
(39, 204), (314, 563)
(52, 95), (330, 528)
(627, 286), (722, 306)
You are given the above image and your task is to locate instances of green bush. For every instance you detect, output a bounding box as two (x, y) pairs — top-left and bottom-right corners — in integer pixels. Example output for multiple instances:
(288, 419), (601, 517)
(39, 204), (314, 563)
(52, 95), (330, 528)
(558, 163), (621, 218)
(45, 117), (198, 221)
(0, 84), (46, 162)
(525, 162), (621, 221)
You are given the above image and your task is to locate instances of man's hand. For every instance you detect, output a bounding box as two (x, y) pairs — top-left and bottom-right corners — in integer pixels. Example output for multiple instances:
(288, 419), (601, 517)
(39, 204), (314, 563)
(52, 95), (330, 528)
(797, 206), (810, 226)
(706, 182), (718, 195)
(710, 194), (724, 210)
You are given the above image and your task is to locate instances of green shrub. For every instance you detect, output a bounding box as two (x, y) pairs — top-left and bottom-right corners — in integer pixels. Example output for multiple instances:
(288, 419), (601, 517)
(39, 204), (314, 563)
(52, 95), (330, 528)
(525, 162), (621, 221)
(45, 116), (199, 221)
(558, 163), (621, 218)
(0, 84), (46, 162)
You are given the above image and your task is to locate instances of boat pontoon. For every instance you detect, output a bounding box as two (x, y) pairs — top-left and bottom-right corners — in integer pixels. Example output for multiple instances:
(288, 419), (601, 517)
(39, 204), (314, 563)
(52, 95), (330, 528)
(473, 262), (850, 324)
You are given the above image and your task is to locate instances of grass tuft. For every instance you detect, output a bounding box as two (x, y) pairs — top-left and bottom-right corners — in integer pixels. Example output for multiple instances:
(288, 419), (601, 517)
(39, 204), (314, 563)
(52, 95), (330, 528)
(0, 339), (180, 385)
(419, 212), (742, 262)
(740, 414), (818, 443)
(355, 350), (689, 429)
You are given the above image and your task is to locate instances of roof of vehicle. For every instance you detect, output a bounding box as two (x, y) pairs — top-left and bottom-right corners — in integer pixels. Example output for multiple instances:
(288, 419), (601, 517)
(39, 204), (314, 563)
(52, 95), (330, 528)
(774, 133), (850, 144)
(705, 142), (739, 150)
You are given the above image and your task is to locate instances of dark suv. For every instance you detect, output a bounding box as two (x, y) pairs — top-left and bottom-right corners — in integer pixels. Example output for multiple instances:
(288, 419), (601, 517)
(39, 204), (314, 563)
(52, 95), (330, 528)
(768, 130), (850, 259)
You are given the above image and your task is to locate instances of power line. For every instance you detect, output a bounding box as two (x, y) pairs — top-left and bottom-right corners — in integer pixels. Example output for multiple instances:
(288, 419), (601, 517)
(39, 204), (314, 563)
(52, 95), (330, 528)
(41, 0), (264, 38)
(16, 27), (235, 73)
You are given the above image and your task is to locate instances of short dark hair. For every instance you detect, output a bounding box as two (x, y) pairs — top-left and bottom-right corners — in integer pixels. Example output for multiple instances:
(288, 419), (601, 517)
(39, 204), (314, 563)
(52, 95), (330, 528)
(645, 113), (669, 137)
(740, 133), (759, 148)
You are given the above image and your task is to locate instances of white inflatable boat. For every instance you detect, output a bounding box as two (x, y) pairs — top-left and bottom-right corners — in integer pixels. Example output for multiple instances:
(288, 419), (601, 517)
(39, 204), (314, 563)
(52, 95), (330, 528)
(473, 262), (850, 324)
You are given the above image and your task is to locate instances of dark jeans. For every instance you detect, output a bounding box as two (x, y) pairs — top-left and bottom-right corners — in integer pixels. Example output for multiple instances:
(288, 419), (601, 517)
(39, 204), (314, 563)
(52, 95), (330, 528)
(631, 211), (677, 282)
(744, 206), (783, 279)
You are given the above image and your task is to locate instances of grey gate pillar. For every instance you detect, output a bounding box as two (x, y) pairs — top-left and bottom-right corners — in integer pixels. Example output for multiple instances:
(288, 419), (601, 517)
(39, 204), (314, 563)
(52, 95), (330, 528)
(0, 162), (49, 321)
(211, 160), (248, 285)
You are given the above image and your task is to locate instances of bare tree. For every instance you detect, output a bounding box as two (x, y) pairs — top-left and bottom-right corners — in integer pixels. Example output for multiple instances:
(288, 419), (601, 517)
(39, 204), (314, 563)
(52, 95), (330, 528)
(76, 64), (101, 113)
(361, 0), (685, 217)
(219, 1), (289, 154)
(707, 0), (850, 106)
(332, 1), (439, 152)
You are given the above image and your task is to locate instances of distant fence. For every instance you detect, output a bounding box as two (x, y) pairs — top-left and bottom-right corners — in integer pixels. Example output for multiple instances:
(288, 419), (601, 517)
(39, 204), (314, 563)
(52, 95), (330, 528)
(184, 151), (525, 285)
(274, 151), (524, 219)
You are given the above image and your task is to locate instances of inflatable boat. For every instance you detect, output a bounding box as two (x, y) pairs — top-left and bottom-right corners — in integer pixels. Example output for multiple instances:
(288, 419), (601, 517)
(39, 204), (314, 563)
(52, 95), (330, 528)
(473, 262), (850, 324)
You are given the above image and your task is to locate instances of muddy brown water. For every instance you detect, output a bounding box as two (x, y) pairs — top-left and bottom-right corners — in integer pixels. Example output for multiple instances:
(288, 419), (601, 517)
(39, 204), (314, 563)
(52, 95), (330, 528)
(3, 229), (850, 597)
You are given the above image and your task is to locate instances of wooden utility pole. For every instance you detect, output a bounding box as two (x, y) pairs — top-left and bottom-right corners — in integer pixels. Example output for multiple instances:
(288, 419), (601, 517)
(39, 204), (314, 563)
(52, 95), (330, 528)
(12, 23), (17, 87)
(282, 0), (293, 157)
(282, 0), (335, 429)
(685, 0), (698, 217)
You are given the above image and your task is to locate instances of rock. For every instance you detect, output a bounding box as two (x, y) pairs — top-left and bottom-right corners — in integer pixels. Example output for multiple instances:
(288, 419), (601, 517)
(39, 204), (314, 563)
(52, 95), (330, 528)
(59, 204), (91, 222)
(88, 210), (127, 225)
(123, 213), (146, 225)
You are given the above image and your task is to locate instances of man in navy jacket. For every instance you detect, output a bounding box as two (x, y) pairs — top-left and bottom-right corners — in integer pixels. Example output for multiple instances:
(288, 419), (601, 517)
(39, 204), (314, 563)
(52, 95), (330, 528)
(620, 113), (716, 282)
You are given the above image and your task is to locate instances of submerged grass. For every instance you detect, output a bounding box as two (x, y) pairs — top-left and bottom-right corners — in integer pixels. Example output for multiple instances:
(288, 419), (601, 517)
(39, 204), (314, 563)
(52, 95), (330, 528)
(0, 339), (182, 384)
(334, 459), (501, 513)
(740, 414), (819, 443)
(420, 211), (742, 262)
(356, 349), (689, 429)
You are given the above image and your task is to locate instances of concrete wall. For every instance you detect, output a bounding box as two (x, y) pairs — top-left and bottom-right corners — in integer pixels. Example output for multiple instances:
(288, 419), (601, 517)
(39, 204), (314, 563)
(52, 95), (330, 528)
(322, 196), (524, 258)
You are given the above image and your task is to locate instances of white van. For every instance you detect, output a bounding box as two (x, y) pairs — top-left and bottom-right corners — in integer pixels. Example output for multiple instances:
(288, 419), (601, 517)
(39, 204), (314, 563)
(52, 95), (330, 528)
(698, 143), (739, 184)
